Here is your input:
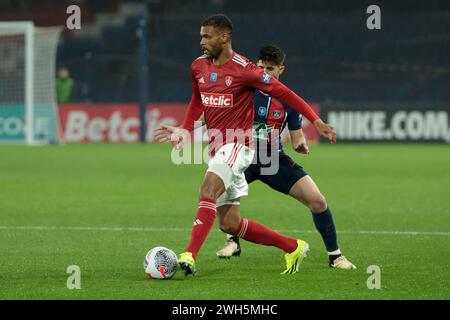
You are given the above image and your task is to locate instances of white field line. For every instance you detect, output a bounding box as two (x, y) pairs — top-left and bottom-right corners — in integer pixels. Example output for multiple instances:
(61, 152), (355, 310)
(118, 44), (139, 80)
(0, 225), (449, 236)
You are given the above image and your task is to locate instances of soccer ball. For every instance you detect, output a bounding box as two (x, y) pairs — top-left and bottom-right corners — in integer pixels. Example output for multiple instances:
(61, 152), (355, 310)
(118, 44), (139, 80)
(144, 246), (178, 279)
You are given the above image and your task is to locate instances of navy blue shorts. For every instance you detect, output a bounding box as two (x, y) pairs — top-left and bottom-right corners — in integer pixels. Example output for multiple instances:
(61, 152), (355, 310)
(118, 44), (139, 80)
(244, 151), (308, 194)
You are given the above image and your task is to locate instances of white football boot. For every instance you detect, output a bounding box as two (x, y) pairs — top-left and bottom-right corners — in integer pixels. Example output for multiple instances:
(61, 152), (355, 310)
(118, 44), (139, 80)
(216, 237), (241, 259)
(330, 256), (357, 270)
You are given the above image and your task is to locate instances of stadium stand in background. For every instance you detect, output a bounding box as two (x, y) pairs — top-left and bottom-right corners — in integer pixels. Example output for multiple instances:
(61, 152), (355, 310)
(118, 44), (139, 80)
(0, 0), (449, 104)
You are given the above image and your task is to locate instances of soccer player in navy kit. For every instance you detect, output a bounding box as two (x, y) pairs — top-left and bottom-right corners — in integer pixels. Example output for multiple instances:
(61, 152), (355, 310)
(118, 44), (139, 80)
(216, 45), (356, 270)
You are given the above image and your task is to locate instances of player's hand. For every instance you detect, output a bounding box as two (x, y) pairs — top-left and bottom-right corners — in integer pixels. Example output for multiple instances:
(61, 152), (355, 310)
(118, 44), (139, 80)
(293, 135), (310, 155)
(313, 119), (337, 143)
(154, 124), (188, 149)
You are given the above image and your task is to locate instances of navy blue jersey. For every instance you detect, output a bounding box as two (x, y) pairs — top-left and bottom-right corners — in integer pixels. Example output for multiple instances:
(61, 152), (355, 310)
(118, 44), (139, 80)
(252, 90), (302, 151)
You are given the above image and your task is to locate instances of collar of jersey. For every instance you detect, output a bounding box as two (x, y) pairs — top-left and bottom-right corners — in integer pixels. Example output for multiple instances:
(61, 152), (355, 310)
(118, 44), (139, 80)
(209, 51), (236, 68)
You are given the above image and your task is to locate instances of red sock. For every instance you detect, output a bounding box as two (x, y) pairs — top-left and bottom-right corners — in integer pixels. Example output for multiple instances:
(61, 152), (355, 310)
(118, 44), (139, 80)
(235, 218), (298, 253)
(185, 198), (216, 259)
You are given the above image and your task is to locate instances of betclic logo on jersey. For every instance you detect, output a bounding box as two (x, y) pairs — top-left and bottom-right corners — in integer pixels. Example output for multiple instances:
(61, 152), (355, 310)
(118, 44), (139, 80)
(200, 92), (233, 108)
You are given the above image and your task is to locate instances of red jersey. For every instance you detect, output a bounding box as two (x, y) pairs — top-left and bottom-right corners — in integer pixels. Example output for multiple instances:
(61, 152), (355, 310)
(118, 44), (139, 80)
(182, 51), (319, 155)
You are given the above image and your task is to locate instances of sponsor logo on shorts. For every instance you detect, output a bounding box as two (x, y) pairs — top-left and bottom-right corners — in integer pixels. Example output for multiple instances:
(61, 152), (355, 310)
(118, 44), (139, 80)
(200, 92), (233, 108)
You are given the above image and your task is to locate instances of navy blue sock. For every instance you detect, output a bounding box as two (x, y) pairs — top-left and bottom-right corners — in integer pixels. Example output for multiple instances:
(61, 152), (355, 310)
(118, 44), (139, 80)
(312, 207), (339, 253)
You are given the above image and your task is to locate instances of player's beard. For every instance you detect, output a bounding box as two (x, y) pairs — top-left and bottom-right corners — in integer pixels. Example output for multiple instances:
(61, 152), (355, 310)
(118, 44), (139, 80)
(206, 44), (223, 59)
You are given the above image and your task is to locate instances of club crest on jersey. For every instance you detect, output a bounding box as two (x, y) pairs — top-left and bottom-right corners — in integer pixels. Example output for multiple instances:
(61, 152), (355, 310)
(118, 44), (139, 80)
(210, 73), (218, 82)
(225, 76), (233, 87)
(261, 72), (272, 84)
(272, 110), (282, 119)
(258, 106), (267, 117)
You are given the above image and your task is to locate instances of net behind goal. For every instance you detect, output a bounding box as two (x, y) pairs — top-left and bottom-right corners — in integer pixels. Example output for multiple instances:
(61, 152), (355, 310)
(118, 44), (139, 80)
(0, 22), (62, 144)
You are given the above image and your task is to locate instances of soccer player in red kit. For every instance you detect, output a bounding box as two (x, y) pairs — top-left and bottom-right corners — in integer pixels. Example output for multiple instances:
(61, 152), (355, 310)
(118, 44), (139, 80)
(155, 14), (337, 276)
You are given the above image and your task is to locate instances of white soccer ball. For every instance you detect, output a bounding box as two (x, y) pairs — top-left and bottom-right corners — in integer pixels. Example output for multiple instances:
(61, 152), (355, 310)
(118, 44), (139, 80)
(144, 246), (178, 279)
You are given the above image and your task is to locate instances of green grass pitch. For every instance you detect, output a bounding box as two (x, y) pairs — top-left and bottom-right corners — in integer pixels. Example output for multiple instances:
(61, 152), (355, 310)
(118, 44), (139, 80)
(0, 143), (449, 299)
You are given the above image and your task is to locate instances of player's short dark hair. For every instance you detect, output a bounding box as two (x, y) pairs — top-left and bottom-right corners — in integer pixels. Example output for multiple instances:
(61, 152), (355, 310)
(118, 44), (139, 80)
(202, 14), (233, 34)
(258, 45), (286, 66)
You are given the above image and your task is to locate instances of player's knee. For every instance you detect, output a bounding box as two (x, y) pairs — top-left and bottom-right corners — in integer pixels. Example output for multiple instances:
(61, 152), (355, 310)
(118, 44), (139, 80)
(219, 221), (239, 235)
(310, 193), (328, 213)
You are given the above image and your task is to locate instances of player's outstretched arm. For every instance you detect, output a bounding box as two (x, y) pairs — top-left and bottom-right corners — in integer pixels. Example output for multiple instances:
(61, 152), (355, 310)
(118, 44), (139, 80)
(245, 63), (336, 143)
(271, 85), (336, 143)
(312, 119), (336, 144)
